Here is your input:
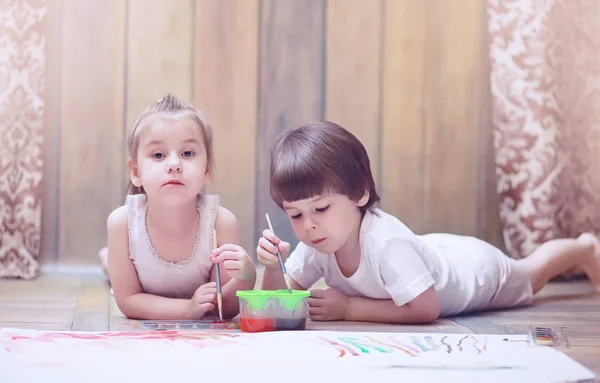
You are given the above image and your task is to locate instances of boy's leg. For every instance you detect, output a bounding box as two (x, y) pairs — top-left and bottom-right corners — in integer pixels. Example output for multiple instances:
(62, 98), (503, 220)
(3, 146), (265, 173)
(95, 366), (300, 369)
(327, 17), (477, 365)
(517, 233), (600, 294)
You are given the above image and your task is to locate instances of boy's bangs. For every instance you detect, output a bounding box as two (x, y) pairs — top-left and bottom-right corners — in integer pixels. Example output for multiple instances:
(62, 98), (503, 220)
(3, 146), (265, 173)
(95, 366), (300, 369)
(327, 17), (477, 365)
(270, 158), (341, 205)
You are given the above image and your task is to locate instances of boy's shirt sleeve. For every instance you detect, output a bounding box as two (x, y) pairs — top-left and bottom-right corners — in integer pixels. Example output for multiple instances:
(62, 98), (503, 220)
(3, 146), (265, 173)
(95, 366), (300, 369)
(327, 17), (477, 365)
(284, 242), (324, 289)
(378, 238), (435, 307)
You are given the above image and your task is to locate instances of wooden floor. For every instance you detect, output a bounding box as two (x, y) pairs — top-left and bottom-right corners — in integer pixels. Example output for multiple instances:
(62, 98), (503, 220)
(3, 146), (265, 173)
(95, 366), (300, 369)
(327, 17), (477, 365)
(1, 268), (599, 378)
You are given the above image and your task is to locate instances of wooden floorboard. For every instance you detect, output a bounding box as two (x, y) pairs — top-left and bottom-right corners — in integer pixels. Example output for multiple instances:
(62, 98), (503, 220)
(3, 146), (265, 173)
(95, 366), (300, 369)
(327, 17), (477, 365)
(72, 276), (110, 331)
(0, 270), (599, 377)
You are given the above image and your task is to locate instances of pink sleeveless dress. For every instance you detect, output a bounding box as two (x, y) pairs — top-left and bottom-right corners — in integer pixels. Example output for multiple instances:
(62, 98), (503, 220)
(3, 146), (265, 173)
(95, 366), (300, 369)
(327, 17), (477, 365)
(126, 194), (220, 299)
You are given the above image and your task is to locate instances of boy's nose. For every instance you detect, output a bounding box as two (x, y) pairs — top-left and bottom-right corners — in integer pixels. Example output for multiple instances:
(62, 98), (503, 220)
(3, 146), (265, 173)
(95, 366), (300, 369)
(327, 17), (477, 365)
(304, 218), (317, 231)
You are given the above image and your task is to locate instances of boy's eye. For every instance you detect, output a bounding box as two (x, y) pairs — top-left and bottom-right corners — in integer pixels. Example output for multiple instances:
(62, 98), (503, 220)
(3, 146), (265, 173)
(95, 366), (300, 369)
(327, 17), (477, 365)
(290, 213), (302, 220)
(315, 205), (330, 213)
(182, 151), (195, 158)
(151, 152), (165, 159)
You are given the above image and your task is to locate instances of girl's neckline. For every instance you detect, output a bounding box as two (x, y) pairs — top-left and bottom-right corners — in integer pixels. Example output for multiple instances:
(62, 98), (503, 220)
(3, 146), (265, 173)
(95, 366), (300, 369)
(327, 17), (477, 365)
(142, 203), (202, 268)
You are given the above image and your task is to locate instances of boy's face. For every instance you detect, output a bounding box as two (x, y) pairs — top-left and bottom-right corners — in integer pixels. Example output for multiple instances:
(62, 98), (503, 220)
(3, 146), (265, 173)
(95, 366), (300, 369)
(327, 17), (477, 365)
(129, 117), (209, 205)
(282, 191), (365, 255)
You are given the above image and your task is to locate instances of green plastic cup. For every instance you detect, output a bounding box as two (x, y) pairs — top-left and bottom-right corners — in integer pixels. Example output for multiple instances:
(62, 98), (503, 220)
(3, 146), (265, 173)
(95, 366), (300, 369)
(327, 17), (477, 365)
(236, 290), (310, 332)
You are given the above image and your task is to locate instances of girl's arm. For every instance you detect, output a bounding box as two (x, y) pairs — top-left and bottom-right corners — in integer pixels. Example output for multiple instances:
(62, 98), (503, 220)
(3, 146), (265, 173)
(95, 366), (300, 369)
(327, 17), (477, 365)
(107, 206), (194, 320)
(211, 207), (257, 319)
(345, 286), (440, 323)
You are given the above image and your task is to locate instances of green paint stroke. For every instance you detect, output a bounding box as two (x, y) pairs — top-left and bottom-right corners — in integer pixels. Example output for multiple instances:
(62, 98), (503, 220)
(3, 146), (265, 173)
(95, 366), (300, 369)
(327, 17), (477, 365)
(410, 336), (429, 352)
(337, 337), (391, 354)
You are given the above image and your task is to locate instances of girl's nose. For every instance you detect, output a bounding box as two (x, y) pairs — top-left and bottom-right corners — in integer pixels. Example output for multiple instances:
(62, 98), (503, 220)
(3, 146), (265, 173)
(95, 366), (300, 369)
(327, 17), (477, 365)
(166, 156), (182, 173)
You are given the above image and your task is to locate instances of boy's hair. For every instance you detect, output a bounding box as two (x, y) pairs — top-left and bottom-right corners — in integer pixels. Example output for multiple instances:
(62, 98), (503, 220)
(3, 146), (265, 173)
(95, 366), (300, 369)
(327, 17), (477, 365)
(126, 94), (214, 195)
(270, 121), (380, 213)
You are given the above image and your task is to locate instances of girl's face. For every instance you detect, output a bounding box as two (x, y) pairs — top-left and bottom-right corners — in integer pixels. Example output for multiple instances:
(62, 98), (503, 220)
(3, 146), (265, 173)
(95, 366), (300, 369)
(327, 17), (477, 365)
(282, 191), (367, 255)
(129, 117), (209, 206)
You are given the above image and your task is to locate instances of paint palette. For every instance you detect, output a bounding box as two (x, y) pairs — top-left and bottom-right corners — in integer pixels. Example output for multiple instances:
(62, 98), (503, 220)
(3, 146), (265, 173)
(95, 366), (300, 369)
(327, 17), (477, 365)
(236, 290), (310, 333)
(141, 320), (239, 331)
(528, 326), (569, 348)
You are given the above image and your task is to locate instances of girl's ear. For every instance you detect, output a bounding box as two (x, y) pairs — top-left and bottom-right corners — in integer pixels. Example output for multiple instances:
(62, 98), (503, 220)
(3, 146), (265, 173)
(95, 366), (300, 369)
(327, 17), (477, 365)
(357, 190), (370, 207)
(203, 168), (212, 184)
(129, 159), (142, 188)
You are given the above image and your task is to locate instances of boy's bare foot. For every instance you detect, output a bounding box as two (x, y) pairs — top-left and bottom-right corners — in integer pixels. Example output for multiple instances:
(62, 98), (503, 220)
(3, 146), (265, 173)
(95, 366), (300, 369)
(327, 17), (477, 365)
(98, 247), (109, 277)
(577, 233), (600, 292)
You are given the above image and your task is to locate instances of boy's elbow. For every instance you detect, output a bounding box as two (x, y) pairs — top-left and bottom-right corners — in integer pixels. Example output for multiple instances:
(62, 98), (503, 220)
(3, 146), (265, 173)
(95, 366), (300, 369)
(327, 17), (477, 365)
(406, 302), (440, 324)
(421, 306), (440, 323)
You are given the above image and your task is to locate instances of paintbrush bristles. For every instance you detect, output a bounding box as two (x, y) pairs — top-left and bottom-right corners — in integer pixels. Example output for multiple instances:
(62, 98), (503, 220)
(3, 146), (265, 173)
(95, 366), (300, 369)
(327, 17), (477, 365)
(213, 228), (223, 322)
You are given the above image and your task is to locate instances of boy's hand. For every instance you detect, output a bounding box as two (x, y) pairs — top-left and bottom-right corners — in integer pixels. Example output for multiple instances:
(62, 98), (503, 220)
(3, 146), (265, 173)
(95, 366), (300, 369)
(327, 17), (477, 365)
(256, 229), (291, 269)
(211, 244), (256, 281)
(308, 288), (349, 321)
(189, 282), (217, 319)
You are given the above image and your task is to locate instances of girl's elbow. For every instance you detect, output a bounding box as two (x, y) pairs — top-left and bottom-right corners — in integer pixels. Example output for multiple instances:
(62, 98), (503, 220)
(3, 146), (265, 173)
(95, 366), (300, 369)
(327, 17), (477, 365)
(114, 295), (141, 320)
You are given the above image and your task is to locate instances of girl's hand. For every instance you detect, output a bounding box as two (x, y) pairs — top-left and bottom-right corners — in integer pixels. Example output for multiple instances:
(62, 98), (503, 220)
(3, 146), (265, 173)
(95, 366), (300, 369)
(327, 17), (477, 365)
(211, 244), (256, 281)
(308, 288), (349, 321)
(256, 229), (291, 269)
(189, 282), (217, 319)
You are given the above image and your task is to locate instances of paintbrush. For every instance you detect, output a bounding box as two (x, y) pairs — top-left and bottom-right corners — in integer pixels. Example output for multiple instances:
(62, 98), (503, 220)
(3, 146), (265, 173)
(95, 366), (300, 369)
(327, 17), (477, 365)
(212, 229), (224, 322)
(265, 213), (293, 293)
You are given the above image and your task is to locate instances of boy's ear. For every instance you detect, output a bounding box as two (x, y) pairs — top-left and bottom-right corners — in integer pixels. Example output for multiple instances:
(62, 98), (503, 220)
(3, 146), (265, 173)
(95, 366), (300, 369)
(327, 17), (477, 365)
(357, 190), (370, 207)
(128, 159), (142, 188)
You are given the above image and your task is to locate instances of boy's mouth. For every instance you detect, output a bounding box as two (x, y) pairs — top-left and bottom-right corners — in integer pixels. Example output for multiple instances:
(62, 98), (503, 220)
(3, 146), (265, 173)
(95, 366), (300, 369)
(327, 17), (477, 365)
(311, 238), (326, 245)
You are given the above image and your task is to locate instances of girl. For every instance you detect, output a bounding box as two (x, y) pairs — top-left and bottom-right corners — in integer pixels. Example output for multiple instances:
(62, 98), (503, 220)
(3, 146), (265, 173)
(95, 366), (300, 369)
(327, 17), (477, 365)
(107, 94), (256, 320)
(257, 121), (600, 324)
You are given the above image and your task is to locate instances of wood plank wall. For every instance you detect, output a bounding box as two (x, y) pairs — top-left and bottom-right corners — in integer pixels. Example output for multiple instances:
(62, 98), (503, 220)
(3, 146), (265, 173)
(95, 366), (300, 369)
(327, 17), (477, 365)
(40, 0), (502, 266)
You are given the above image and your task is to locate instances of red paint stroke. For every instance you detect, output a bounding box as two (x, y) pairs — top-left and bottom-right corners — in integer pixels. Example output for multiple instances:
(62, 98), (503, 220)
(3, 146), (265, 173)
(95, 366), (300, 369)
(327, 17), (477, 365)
(239, 318), (274, 333)
(367, 337), (417, 357)
(387, 336), (421, 354)
(318, 337), (359, 357)
(8, 331), (241, 343)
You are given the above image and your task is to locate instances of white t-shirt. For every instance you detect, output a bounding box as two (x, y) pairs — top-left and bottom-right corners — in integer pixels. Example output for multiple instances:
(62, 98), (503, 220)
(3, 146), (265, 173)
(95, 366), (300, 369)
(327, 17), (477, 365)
(285, 208), (528, 316)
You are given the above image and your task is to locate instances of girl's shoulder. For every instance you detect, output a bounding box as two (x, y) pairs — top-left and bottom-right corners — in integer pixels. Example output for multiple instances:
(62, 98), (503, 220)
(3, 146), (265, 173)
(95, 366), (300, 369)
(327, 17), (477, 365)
(106, 204), (128, 234)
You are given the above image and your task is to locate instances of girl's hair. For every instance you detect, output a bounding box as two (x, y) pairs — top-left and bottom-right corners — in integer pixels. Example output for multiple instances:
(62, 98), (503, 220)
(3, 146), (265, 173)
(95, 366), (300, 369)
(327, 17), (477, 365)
(270, 121), (380, 213)
(126, 94), (214, 195)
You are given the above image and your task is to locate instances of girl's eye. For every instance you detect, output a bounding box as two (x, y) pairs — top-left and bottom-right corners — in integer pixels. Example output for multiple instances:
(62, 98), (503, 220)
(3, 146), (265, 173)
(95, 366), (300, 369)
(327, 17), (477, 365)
(315, 205), (330, 213)
(290, 213), (302, 220)
(182, 151), (195, 158)
(151, 152), (165, 159)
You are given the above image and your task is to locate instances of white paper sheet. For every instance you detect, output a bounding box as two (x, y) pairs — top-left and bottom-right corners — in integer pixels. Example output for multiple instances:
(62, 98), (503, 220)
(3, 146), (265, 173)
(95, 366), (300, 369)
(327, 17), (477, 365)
(0, 328), (594, 383)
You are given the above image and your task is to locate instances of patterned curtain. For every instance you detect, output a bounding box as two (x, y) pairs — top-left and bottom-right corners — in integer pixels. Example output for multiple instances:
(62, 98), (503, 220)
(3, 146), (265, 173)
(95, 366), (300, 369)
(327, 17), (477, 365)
(487, 0), (600, 276)
(0, 0), (46, 279)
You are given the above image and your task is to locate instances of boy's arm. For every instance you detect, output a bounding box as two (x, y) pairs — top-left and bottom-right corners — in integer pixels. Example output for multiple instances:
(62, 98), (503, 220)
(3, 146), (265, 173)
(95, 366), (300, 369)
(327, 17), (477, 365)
(211, 206), (257, 319)
(261, 266), (305, 291)
(345, 286), (440, 323)
(262, 241), (322, 291)
(107, 207), (194, 320)
(309, 286), (440, 324)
